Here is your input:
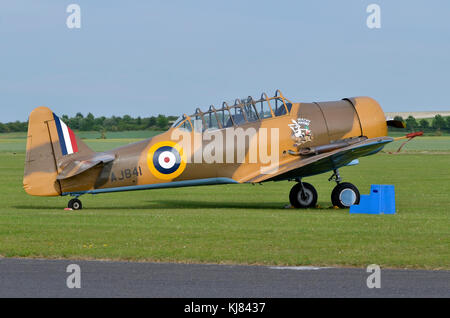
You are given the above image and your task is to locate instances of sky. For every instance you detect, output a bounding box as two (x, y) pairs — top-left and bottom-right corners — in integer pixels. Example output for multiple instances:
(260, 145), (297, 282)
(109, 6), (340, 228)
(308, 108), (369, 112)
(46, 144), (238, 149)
(1, 0), (449, 122)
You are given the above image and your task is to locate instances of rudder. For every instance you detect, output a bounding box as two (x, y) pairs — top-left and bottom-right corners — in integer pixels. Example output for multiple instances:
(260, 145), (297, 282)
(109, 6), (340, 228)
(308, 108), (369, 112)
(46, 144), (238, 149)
(23, 106), (94, 196)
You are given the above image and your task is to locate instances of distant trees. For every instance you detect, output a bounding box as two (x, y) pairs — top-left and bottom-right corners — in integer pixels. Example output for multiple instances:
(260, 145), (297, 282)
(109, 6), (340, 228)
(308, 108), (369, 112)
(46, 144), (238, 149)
(389, 114), (450, 134)
(405, 116), (418, 130)
(0, 123), (8, 133)
(419, 119), (429, 129)
(2, 112), (449, 134)
(0, 113), (177, 133)
(79, 113), (95, 131)
(156, 115), (169, 130)
(432, 114), (446, 130)
(0, 121), (27, 133)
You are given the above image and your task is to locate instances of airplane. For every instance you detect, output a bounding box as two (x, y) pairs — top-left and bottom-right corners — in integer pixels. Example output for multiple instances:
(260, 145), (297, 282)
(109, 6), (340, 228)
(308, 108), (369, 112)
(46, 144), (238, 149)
(23, 89), (408, 210)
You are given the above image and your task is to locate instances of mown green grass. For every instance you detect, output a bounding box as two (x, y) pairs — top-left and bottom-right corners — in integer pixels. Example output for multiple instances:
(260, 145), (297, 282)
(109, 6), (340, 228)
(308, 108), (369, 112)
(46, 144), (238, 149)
(0, 137), (449, 269)
(383, 136), (450, 152)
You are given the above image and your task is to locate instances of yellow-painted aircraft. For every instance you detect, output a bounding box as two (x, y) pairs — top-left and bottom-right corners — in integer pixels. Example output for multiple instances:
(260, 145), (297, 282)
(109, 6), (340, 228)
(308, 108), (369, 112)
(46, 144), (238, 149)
(23, 90), (407, 210)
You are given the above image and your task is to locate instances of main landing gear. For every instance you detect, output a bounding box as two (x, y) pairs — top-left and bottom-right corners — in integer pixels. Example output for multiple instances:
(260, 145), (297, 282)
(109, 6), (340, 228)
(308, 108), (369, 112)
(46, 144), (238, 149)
(328, 169), (360, 208)
(68, 198), (83, 210)
(289, 181), (318, 208)
(289, 169), (360, 209)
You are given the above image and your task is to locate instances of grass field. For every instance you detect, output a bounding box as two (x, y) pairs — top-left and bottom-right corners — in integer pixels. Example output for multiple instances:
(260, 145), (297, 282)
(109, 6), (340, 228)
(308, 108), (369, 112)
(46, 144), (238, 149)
(0, 133), (449, 269)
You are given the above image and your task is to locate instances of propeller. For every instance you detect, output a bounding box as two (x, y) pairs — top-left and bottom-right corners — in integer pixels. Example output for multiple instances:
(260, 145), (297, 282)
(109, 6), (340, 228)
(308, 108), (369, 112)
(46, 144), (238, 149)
(386, 119), (406, 128)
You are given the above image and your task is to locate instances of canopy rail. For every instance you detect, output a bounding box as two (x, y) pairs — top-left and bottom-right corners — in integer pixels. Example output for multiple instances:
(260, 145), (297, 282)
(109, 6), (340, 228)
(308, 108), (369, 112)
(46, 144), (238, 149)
(222, 101), (235, 127)
(175, 89), (292, 130)
(243, 96), (261, 121)
(274, 89), (289, 115)
(233, 98), (248, 123)
(260, 92), (275, 117)
(207, 105), (223, 129)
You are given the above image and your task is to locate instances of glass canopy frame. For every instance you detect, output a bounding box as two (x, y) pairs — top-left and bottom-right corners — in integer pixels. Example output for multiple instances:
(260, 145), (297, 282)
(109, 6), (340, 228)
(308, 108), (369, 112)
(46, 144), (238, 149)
(172, 89), (292, 132)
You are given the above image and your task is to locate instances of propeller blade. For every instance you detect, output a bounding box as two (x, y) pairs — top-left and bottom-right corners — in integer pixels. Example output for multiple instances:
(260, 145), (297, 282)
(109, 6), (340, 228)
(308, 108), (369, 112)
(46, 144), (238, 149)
(387, 120), (406, 128)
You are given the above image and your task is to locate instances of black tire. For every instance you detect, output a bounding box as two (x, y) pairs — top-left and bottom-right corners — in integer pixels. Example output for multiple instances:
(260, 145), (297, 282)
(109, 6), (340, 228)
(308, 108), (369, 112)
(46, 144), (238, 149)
(289, 182), (318, 208)
(331, 182), (360, 209)
(68, 199), (82, 210)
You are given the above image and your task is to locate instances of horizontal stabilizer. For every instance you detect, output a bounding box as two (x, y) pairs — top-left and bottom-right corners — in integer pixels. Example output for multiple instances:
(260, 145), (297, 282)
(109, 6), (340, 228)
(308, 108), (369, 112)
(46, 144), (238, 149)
(56, 153), (115, 180)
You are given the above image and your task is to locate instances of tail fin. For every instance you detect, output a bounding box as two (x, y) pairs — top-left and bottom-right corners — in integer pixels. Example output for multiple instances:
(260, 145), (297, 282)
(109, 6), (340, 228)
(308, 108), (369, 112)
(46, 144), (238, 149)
(23, 106), (94, 196)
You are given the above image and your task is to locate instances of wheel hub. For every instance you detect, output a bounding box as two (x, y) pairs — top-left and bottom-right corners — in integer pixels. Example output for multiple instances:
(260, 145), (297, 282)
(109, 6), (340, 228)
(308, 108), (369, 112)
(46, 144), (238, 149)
(297, 189), (313, 205)
(339, 189), (356, 206)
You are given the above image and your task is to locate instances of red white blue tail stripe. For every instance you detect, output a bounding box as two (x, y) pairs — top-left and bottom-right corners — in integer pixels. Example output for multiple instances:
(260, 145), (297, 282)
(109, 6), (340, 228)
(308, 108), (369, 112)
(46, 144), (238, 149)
(53, 113), (79, 156)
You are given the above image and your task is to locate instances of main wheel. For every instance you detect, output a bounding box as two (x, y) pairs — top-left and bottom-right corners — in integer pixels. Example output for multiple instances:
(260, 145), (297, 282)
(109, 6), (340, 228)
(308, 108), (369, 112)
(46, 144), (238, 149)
(289, 182), (318, 208)
(331, 182), (360, 208)
(68, 199), (82, 210)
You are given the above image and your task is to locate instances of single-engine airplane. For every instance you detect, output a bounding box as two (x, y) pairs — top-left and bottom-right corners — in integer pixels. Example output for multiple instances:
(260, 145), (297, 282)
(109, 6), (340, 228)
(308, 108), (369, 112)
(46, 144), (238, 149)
(23, 90), (408, 210)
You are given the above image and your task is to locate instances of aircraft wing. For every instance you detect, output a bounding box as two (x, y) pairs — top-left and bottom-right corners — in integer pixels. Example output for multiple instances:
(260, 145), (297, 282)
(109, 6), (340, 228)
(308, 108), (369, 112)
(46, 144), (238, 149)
(56, 153), (115, 180)
(247, 136), (393, 183)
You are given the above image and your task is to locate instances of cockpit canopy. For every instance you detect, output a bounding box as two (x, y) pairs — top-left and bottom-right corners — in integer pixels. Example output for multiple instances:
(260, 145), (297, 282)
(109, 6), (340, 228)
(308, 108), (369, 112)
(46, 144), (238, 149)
(171, 89), (292, 132)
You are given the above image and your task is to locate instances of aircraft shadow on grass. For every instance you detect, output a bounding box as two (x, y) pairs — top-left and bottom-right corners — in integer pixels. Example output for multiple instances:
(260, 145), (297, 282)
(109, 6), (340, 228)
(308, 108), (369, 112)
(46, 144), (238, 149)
(14, 200), (337, 211)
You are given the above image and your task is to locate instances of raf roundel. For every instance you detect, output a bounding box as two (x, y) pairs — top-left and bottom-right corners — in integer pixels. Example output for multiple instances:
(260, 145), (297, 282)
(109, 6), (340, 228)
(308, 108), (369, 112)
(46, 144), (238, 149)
(147, 141), (186, 180)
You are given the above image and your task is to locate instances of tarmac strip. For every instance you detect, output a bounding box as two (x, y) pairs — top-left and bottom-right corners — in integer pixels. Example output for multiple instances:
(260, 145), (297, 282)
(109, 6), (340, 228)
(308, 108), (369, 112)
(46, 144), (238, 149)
(0, 258), (448, 297)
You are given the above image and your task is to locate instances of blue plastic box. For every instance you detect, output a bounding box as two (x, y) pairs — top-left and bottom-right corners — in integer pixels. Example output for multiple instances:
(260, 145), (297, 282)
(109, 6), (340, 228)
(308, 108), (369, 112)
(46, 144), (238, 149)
(350, 184), (396, 214)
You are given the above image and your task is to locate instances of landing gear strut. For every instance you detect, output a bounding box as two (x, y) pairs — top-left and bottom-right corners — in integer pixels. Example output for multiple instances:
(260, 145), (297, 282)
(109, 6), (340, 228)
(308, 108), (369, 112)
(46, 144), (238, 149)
(328, 169), (342, 184)
(329, 169), (360, 208)
(289, 181), (318, 208)
(288, 169), (360, 209)
(68, 198), (82, 210)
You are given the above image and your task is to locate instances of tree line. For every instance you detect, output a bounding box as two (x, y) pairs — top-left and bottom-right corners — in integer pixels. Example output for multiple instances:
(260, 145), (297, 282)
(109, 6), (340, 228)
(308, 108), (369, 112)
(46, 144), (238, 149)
(1, 112), (449, 134)
(390, 114), (450, 133)
(0, 113), (178, 133)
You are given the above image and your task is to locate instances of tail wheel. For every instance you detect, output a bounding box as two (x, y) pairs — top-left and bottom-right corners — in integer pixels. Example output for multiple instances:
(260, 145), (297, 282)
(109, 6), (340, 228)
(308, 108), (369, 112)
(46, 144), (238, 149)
(289, 182), (318, 208)
(68, 199), (82, 210)
(331, 182), (360, 208)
